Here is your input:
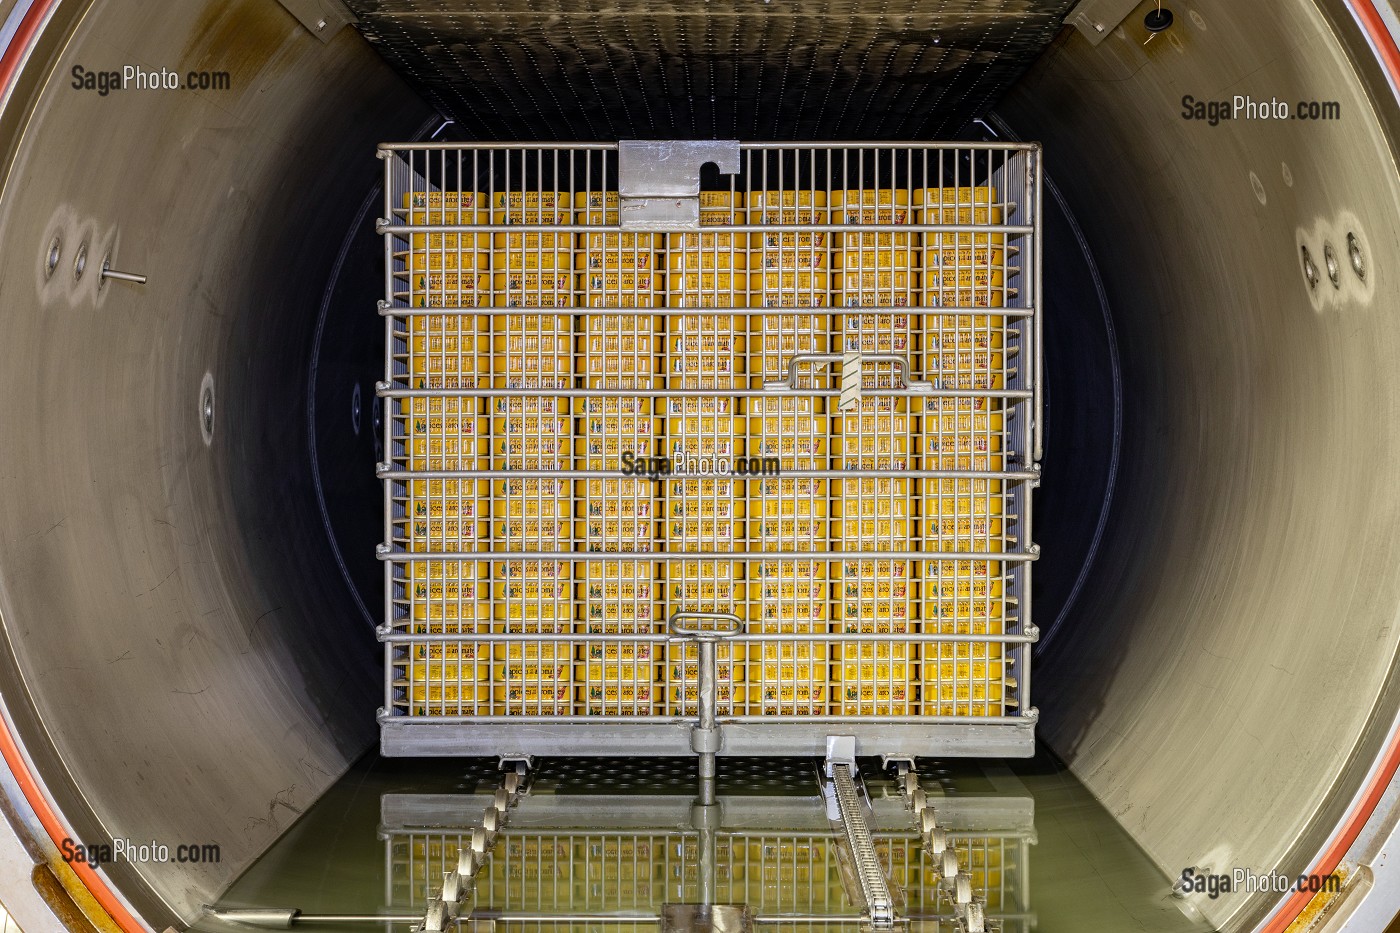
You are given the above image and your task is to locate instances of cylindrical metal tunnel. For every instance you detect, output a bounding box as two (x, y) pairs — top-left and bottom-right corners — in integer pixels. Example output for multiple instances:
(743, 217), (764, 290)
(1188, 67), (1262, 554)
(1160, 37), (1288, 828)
(0, 0), (1398, 930)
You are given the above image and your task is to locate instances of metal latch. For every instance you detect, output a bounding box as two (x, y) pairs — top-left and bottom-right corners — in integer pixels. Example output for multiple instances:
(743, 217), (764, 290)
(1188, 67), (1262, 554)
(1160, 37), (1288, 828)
(617, 140), (741, 230)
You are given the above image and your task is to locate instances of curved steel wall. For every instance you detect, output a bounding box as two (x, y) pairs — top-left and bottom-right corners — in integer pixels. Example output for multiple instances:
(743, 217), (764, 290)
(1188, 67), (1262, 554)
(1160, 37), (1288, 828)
(0, 0), (1397, 931)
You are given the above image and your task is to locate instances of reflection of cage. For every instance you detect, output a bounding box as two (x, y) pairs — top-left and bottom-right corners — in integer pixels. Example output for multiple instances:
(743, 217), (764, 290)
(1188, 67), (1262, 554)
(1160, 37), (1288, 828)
(379, 793), (1034, 932)
(378, 142), (1041, 758)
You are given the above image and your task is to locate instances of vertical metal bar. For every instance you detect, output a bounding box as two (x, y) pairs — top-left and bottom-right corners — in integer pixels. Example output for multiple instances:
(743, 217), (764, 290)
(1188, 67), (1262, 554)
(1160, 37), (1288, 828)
(696, 636), (717, 805)
(382, 149), (399, 719)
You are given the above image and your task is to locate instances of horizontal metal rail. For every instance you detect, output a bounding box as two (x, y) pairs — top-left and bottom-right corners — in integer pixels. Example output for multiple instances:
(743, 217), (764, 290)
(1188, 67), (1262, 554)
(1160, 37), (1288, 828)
(379, 631), (1037, 644)
(379, 140), (1040, 152)
(378, 386), (1034, 399)
(379, 714), (1036, 726)
(380, 468), (1037, 480)
(378, 305), (1037, 318)
(378, 549), (1036, 562)
(380, 222), (1035, 234)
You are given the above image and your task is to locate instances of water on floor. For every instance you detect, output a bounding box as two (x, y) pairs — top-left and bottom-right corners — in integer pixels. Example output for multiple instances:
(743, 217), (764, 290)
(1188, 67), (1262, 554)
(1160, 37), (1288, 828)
(198, 750), (1211, 933)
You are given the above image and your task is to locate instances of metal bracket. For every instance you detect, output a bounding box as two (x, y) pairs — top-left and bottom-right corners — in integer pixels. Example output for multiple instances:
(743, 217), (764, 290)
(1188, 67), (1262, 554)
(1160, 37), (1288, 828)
(617, 140), (741, 231)
(275, 0), (357, 42)
(498, 755), (533, 774)
(881, 755), (916, 775)
(824, 735), (857, 778)
(1065, 0), (1140, 46)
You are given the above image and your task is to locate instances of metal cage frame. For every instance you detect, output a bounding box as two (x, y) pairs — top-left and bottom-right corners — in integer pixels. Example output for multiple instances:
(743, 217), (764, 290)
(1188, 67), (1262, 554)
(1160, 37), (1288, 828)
(375, 141), (1042, 758)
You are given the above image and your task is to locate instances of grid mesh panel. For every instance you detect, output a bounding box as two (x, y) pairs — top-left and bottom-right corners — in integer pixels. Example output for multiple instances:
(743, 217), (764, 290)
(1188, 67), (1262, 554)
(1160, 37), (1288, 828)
(345, 1), (1075, 140)
(385, 827), (1032, 930)
(377, 142), (1040, 754)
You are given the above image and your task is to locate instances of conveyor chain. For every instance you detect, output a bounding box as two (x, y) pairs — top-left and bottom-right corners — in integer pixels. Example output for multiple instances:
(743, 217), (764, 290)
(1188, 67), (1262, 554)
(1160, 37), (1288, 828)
(894, 762), (994, 933)
(419, 762), (531, 932)
(826, 754), (896, 930)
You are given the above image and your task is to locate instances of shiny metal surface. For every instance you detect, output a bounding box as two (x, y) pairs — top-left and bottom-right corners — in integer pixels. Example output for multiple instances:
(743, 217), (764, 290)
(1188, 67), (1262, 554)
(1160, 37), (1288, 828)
(0, 0), (432, 922)
(996, 1), (1400, 928)
(0, 0), (1395, 930)
(203, 755), (1211, 933)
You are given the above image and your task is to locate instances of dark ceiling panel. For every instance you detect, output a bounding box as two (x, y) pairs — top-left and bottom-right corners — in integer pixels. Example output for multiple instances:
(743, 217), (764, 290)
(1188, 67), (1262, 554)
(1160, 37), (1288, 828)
(345, 0), (1074, 140)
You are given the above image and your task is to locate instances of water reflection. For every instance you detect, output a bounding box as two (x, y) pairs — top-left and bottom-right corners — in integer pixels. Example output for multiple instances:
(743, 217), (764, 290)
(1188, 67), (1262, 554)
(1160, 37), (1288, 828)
(203, 754), (1209, 933)
(381, 760), (1034, 932)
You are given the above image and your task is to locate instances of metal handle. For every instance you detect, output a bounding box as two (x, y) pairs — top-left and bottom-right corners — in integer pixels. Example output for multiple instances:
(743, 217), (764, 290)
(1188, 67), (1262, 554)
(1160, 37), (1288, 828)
(667, 611), (743, 639)
(762, 353), (933, 394)
(100, 257), (147, 285)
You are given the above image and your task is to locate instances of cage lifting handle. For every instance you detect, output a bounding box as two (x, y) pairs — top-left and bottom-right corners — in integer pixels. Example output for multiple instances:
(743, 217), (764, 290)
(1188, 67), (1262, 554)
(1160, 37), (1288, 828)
(762, 353), (934, 391)
(666, 610), (744, 640)
(667, 611), (742, 806)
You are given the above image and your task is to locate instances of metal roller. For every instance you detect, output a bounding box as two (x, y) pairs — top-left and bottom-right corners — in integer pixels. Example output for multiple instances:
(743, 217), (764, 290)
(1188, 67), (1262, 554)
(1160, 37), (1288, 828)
(940, 848), (959, 881)
(440, 871), (461, 905)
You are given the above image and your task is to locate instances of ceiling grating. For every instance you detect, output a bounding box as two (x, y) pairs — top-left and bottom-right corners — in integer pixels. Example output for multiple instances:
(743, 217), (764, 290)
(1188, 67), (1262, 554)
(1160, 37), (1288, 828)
(345, 0), (1076, 140)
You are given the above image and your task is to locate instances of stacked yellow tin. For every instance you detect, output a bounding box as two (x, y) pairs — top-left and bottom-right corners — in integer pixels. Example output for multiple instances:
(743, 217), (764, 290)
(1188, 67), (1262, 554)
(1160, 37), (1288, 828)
(748, 191), (830, 388)
(832, 399), (918, 714)
(393, 191), (494, 714)
(660, 192), (749, 713)
(574, 200), (664, 712)
(832, 188), (917, 309)
(914, 186), (1009, 315)
(489, 202), (576, 712)
(745, 395), (830, 714)
(398, 560), (489, 717)
(749, 189), (830, 272)
(490, 380), (574, 713)
(917, 388), (1010, 716)
(668, 192), (747, 274)
(667, 191), (749, 399)
(577, 312), (661, 564)
(399, 191), (492, 308)
(398, 299), (492, 560)
(576, 277), (659, 732)
(575, 190), (664, 309)
(399, 398), (491, 554)
(914, 182), (1011, 715)
(491, 189), (573, 311)
(662, 559), (747, 715)
(663, 383), (750, 711)
(832, 189), (918, 396)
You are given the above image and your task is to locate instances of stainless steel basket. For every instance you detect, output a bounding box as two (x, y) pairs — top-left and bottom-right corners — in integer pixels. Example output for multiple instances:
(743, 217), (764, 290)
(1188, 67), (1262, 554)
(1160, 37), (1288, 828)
(376, 141), (1042, 758)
